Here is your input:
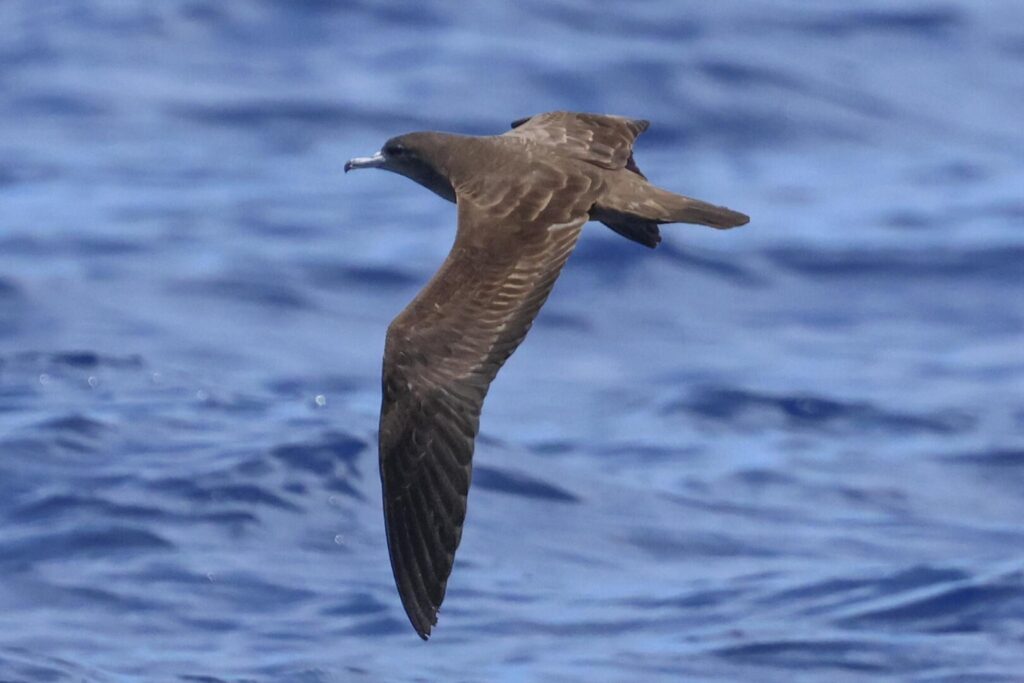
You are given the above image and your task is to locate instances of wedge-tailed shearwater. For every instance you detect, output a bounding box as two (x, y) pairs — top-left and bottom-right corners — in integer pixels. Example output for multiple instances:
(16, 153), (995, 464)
(345, 111), (749, 639)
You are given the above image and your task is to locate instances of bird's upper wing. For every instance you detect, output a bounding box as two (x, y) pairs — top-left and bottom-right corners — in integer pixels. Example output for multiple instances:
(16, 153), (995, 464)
(506, 111), (650, 177)
(378, 162), (599, 639)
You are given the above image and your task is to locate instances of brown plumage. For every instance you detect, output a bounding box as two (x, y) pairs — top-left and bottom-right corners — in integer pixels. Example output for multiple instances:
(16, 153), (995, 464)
(344, 111), (749, 639)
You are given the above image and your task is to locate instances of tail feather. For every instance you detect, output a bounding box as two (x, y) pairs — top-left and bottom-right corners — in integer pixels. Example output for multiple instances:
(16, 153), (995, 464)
(592, 179), (749, 247)
(644, 185), (750, 229)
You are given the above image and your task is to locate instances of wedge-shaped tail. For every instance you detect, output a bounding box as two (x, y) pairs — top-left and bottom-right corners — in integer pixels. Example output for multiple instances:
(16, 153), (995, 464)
(593, 177), (749, 248)
(505, 111), (748, 248)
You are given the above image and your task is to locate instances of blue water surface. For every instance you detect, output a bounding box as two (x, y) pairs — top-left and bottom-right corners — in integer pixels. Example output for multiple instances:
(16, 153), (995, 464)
(1, 2), (1023, 681)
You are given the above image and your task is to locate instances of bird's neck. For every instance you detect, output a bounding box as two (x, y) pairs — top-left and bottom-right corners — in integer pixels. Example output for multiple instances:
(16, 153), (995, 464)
(429, 135), (504, 194)
(413, 134), (497, 203)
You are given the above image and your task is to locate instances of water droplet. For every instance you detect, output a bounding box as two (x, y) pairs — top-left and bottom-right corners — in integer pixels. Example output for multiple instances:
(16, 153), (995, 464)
(334, 534), (344, 545)
(151, 371), (162, 383)
(196, 389), (208, 401)
(87, 376), (98, 388)
(38, 373), (50, 385)
(328, 495), (338, 506)
(206, 572), (215, 582)
(314, 394), (327, 407)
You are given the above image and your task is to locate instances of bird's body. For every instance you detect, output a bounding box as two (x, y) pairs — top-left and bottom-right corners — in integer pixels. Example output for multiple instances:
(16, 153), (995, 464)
(345, 111), (749, 639)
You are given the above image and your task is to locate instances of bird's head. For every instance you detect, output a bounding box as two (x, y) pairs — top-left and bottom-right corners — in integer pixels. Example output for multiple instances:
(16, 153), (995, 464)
(345, 132), (456, 202)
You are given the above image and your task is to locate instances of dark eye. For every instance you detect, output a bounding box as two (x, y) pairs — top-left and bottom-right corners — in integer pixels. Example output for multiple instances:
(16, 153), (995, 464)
(385, 143), (408, 157)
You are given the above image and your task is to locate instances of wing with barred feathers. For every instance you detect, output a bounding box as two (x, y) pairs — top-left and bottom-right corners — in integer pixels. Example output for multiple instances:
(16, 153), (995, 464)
(379, 162), (599, 638)
(507, 111), (649, 177)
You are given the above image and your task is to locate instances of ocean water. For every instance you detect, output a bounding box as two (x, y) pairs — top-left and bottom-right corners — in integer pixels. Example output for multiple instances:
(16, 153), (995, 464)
(1, 1), (1023, 681)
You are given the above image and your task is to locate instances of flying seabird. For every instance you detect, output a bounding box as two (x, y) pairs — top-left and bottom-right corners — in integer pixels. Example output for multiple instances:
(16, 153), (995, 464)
(345, 111), (749, 639)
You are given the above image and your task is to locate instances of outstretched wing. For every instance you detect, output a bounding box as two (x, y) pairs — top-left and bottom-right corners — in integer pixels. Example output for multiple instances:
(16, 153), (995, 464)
(507, 111), (649, 178)
(379, 164), (599, 638)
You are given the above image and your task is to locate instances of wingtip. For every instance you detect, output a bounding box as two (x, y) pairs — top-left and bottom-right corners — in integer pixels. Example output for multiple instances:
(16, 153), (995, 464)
(400, 594), (439, 640)
(412, 611), (436, 641)
(402, 602), (438, 640)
